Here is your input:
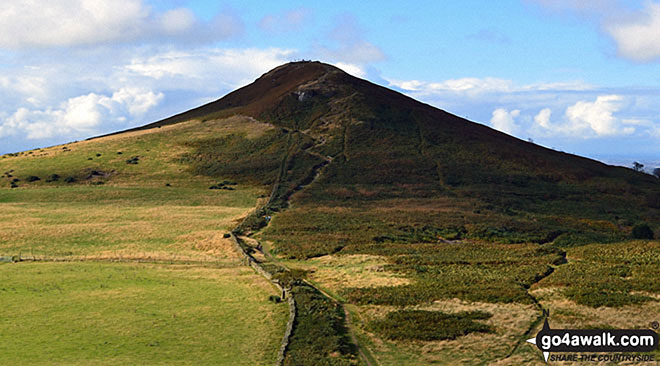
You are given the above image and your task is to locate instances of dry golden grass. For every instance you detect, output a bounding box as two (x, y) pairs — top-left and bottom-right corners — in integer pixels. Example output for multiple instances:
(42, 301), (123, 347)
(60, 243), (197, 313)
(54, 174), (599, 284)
(0, 201), (251, 261)
(283, 254), (411, 294)
(493, 288), (660, 366)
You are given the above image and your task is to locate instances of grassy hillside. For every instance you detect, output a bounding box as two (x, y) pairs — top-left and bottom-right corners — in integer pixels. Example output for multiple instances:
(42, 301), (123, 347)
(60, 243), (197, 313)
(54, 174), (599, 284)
(0, 117), (289, 365)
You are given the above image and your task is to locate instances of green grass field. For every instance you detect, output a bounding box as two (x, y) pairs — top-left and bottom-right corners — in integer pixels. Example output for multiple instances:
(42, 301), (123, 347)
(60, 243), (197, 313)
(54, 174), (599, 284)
(0, 262), (288, 366)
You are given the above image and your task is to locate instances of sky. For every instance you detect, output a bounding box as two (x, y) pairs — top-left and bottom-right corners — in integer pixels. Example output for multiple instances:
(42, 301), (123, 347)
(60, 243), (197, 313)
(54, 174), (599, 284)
(1, 0), (660, 170)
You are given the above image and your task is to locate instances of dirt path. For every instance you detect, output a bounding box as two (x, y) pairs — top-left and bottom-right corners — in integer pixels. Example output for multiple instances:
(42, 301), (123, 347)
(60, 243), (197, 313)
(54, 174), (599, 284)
(233, 131), (376, 366)
(499, 247), (568, 361)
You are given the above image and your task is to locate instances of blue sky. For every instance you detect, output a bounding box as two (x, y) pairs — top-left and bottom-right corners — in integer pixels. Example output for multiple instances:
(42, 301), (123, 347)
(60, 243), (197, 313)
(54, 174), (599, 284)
(1, 0), (660, 169)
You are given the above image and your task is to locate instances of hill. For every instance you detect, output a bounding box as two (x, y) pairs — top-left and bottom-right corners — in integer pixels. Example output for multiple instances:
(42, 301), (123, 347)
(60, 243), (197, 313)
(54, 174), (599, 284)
(125, 61), (658, 251)
(3, 61), (660, 365)
(131, 61), (660, 364)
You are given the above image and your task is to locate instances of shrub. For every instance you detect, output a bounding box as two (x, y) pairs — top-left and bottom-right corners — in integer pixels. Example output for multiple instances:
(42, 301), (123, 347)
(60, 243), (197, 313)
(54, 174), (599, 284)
(126, 156), (139, 164)
(268, 295), (281, 303)
(370, 310), (491, 341)
(46, 174), (60, 182)
(64, 177), (76, 183)
(26, 176), (40, 182)
(222, 233), (231, 238)
(632, 223), (654, 239)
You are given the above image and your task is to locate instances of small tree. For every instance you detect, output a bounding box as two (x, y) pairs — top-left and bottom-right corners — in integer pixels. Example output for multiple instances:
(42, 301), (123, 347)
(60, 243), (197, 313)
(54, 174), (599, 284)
(653, 167), (660, 178)
(633, 161), (644, 172)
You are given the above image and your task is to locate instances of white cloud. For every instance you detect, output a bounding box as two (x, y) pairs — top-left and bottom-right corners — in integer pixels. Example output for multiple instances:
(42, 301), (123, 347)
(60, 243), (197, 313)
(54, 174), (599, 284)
(565, 95), (631, 136)
(490, 108), (520, 135)
(332, 62), (366, 78)
(531, 95), (635, 137)
(0, 1), (242, 49)
(0, 88), (163, 140)
(159, 8), (197, 35)
(388, 76), (590, 97)
(259, 8), (310, 33)
(607, 2), (660, 62)
(393, 77), (514, 96)
(534, 108), (552, 129)
(0, 46), (295, 146)
(530, 0), (660, 62)
(123, 47), (295, 90)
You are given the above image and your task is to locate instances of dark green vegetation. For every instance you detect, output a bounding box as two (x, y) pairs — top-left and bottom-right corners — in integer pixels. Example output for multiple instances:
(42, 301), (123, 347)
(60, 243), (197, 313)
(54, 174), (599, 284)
(343, 242), (563, 305)
(632, 222), (654, 239)
(369, 310), (492, 341)
(284, 284), (357, 366)
(538, 240), (660, 308)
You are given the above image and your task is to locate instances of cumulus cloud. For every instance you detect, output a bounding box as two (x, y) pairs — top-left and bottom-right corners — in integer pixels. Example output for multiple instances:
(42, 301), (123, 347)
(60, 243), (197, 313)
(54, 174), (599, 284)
(564, 95), (633, 136)
(608, 2), (660, 62)
(123, 47), (295, 90)
(529, 0), (660, 62)
(531, 95), (636, 137)
(259, 8), (310, 33)
(389, 77), (514, 96)
(0, 0), (242, 49)
(490, 108), (520, 135)
(534, 108), (552, 129)
(332, 62), (366, 78)
(0, 45), (296, 149)
(0, 88), (162, 140)
(387, 73), (657, 142)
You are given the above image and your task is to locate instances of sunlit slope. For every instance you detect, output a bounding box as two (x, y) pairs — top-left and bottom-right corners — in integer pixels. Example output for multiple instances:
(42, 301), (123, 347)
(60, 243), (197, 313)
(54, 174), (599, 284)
(0, 116), (271, 259)
(0, 116), (289, 366)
